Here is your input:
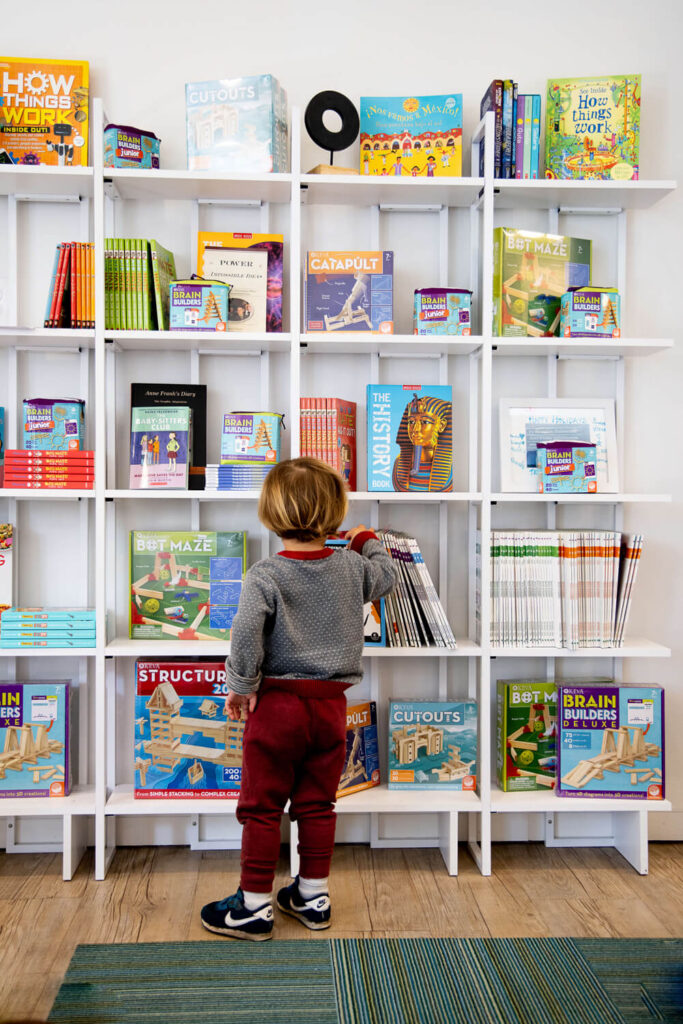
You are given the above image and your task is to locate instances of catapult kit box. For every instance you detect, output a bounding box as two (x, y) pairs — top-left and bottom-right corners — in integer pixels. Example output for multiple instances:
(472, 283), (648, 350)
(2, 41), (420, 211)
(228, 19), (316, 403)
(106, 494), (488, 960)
(304, 251), (394, 333)
(134, 660), (244, 798)
(497, 679), (557, 792)
(0, 57), (89, 166)
(558, 683), (665, 799)
(388, 701), (477, 790)
(129, 530), (246, 641)
(493, 228), (592, 337)
(0, 681), (71, 797)
(337, 701), (380, 799)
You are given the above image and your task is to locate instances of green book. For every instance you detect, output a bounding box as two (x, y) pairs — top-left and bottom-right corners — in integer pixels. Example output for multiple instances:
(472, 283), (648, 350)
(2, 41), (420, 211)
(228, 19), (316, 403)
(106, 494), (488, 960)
(123, 239), (133, 330)
(149, 239), (177, 331)
(140, 240), (152, 330)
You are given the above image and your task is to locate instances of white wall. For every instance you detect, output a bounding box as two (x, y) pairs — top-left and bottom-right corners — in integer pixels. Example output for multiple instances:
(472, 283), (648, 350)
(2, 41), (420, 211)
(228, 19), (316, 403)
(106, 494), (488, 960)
(3, 0), (682, 838)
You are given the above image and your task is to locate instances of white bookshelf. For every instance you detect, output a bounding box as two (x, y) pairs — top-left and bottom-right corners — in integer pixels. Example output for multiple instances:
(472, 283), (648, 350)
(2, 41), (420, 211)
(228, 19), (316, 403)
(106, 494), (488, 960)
(0, 102), (674, 880)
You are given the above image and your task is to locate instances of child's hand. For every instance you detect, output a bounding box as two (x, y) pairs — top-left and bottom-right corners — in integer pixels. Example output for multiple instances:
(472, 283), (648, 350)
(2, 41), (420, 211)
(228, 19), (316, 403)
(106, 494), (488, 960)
(345, 524), (369, 542)
(226, 690), (258, 721)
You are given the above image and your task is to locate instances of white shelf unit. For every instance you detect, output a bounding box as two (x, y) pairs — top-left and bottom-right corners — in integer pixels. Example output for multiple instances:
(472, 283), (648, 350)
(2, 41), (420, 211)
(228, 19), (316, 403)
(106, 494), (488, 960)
(1, 103), (675, 881)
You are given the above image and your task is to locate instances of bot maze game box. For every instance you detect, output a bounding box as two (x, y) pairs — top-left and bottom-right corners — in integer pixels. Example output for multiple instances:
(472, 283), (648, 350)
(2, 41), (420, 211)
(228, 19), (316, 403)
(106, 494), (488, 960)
(558, 683), (664, 800)
(0, 681), (72, 797)
(496, 679), (558, 792)
(134, 659), (244, 798)
(388, 701), (477, 790)
(336, 701), (380, 799)
(130, 531), (246, 642)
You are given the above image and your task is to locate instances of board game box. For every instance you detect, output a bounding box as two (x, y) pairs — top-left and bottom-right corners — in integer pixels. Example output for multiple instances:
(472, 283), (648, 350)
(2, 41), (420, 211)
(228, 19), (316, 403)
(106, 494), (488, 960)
(185, 74), (288, 173)
(360, 94), (463, 177)
(545, 75), (641, 181)
(304, 251), (393, 333)
(0, 681), (72, 797)
(388, 701), (477, 790)
(367, 384), (453, 492)
(0, 57), (89, 166)
(129, 531), (246, 641)
(558, 683), (664, 799)
(22, 398), (86, 451)
(497, 679), (557, 791)
(493, 229), (592, 337)
(134, 659), (244, 798)
(129, 405), (192, 489)
(336, 701), (380, 799)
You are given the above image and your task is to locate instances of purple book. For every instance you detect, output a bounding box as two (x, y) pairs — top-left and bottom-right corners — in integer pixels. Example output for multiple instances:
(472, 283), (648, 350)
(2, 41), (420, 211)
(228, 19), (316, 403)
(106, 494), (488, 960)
(514, 95), (525, 180)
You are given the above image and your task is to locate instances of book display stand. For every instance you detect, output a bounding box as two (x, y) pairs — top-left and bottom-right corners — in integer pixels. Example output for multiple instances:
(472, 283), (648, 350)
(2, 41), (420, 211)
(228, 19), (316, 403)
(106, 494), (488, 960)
(0, 101), (676, 880)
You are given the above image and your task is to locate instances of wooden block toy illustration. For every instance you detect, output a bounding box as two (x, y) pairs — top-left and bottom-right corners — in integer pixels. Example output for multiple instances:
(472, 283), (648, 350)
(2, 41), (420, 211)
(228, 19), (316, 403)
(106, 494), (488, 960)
(188, 759), (204, 785)
(199, 699), (219, 718)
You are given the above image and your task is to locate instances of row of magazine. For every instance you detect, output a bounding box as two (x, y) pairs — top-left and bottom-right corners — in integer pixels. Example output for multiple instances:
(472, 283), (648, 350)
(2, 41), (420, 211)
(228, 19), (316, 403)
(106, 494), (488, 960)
(480, 530), (643, 649)
(377, 530), (457, 649)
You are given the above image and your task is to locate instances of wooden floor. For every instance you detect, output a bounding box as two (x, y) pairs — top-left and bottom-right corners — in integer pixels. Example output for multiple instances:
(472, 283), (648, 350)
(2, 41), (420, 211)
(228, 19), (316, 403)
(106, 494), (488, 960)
(2, 841), (683, 1023)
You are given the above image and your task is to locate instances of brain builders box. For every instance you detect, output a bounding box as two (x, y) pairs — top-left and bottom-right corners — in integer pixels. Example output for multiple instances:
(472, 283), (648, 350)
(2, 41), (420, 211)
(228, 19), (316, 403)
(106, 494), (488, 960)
(134, 660), (244, 798)
(0, 681), (71, 797)
(558, 683), (664, 799)
(388, 701), (477, 790)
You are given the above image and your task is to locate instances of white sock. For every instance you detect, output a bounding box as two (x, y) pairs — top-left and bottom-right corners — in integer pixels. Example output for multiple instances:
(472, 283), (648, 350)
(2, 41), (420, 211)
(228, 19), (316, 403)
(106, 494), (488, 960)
(298, 875), (328, 900)
(242, 889), (272, 911)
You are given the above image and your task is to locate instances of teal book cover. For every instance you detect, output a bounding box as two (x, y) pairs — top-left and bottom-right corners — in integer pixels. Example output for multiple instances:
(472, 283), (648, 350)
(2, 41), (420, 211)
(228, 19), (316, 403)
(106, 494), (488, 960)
(367, 384), (453, 492)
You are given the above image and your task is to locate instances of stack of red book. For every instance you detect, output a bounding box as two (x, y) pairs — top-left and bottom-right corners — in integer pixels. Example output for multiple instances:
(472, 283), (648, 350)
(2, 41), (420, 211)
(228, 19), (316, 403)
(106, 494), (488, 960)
(3, 450), (95, 490)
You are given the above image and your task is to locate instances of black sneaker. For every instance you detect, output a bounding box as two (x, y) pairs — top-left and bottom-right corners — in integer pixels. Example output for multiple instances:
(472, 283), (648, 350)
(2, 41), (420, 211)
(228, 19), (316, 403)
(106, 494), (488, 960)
(200, 888), (274, 941)
(276, 877), (331, 930)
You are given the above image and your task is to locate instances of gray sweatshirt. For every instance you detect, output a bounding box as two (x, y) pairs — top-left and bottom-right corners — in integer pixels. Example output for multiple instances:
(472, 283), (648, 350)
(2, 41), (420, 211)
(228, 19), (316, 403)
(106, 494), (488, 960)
(225, 533), (398, 694)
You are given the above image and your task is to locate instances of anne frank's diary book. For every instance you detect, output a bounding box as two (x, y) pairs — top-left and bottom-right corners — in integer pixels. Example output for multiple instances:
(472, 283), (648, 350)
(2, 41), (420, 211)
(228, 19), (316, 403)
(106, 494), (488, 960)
(129, 405), (192, 489)
(130, 384), (207, 490)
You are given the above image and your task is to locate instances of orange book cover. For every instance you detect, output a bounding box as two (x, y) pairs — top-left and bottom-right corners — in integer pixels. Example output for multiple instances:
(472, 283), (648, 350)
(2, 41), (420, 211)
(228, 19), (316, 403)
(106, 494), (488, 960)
(0, 57), (89, 166)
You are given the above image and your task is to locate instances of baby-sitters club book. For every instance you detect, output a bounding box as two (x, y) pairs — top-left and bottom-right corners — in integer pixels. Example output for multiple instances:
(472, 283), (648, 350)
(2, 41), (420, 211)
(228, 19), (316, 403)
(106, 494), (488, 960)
(129, 406), (192, 489)
(367, 384), (453, 492)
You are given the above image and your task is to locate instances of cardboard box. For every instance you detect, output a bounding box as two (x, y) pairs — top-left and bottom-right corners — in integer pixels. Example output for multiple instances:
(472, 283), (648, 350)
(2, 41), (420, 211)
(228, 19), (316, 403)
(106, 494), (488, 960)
(414, 288), (471, 335)
(185, 74), (288, 173)
(304, 251), (393, 333)
(104, 124), (160, 168)
(558, 683), (665, 799)
(22, 398), (86, 451)
(0, 681), (71, 797)
(169, 279), (230, 332)
(337, 701), (380, 798)
(134, 659), (243, 798)
(493, 229), (591, 337)
(388, 701), (477, 790)
(497, 680), (557, 791)
(536, 441), (598, 494)
(0, 524), (13, 618)
(560, 287), (621, 339)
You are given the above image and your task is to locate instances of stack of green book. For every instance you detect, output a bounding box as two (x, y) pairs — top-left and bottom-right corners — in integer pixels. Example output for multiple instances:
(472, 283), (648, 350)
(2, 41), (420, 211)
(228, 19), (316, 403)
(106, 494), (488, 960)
(104, 238), (177, 331)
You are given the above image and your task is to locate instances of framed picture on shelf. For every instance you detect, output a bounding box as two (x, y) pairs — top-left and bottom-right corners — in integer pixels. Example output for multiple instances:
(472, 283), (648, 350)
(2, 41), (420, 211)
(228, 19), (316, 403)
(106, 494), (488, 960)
(498, 397), (619, 492)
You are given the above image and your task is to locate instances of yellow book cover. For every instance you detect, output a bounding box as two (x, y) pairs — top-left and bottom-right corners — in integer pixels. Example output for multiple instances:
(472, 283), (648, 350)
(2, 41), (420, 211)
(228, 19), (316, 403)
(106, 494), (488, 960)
(0, 57), (89, 166)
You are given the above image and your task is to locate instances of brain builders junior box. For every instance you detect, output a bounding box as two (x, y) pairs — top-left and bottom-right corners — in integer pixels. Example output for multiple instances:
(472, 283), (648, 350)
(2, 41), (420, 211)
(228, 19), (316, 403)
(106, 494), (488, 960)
(0, 681), (71, 797)
(388, 701), (477, 790)
(134, 660), (244, 798)
(558, 683), (664, 799)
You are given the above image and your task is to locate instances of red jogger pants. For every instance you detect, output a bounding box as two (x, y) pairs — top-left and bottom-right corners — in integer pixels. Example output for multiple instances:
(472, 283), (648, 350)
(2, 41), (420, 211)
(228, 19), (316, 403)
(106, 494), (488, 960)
(236, 682), (347, 893)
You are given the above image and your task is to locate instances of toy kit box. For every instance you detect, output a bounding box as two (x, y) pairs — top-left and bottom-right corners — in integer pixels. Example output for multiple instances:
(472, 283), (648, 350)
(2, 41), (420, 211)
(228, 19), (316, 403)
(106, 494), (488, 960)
(560, 287), (621, 338)
(493, 229), (592, 337)
(414, 289), (472, 336)
(0, 57), (89, 166)
(388, 701), (477, 790)
(0, 681), (71, 797)
(558, 683), (665, 799)
(536, 441), (598, 494)
(169, 279), (230, 332)
(129, 530), (246, 641)
(337, 701), (380, 798)
(304, 251), (394, 333)
(360, 95), (463, 177)
(497, 680), (557, 791)
(185, 74), (288, 173)
(22, 398), (86, 451)
(0, 524), (12, 617)
(104, 124), (160, 168)
(0, 406), (4, 484)
(220, 411), (282, 466)
(367, 384), (453, 492)
(134, 659), (244, 798)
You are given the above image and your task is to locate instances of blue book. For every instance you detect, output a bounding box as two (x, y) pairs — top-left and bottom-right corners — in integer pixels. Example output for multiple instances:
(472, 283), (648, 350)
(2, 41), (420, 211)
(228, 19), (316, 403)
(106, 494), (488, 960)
(501, 80), (513, 179)
(366, 384), (453, 493)
(530, 95), (541, 179)
(1, 607), (96, 622)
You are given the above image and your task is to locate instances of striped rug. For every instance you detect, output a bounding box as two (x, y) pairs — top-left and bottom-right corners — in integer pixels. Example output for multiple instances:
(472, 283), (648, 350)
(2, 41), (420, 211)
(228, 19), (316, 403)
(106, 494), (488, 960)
(48, 937), (683, 1024)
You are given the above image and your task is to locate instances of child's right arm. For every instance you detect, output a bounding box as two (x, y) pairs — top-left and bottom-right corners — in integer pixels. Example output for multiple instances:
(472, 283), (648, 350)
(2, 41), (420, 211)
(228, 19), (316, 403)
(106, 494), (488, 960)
(345, 525), (399, 602)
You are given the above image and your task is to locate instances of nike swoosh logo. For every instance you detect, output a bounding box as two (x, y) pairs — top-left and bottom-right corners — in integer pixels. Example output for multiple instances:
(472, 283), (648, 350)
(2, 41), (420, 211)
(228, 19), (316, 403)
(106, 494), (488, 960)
(224, 907), (273, 926)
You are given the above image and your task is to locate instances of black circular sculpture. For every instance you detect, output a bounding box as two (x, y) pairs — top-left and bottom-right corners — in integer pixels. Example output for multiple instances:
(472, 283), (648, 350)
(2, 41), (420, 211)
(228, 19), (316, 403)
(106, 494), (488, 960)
(304, 91), (359, 165)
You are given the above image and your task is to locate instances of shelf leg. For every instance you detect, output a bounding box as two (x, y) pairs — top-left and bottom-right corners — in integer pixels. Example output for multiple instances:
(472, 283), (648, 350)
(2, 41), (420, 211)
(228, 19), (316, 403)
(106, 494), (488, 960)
(438, 811), (458, 875)
(62, 813), (88, 881)
(614, 809), (648, 875)
(289, 819), (300, 878)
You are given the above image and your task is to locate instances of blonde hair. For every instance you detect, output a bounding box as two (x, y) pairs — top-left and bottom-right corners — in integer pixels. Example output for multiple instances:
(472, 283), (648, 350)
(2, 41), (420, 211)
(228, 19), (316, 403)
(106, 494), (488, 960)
(258, 457), (348, 541)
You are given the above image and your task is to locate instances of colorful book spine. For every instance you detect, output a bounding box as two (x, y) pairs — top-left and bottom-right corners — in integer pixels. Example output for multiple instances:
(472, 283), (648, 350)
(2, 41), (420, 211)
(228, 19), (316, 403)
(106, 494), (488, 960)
(43, 245), (62, 328)
(530, 95), (541, 179)
(501, 80), (514, 179)
(479, 80), (503, 178)
(514, 96), (525, 180)
(523, 101), (532, 178)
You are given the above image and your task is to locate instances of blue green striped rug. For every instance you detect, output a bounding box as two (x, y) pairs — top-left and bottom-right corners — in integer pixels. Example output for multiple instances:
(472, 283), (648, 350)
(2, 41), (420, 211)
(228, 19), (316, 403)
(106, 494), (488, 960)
(48, 937), (683, 1024)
